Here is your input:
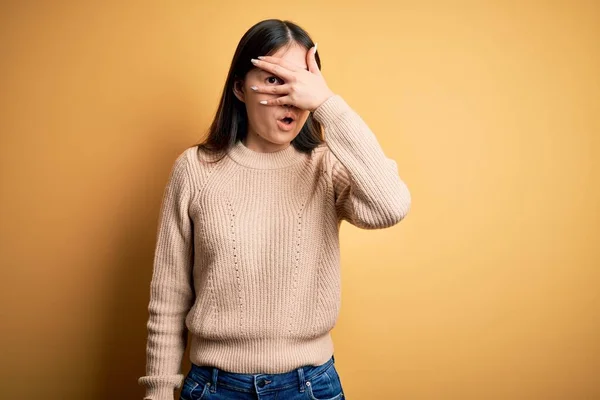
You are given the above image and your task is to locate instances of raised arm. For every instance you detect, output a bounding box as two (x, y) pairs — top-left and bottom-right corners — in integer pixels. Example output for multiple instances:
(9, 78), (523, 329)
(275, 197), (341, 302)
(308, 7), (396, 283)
(313, 95), (411, 229)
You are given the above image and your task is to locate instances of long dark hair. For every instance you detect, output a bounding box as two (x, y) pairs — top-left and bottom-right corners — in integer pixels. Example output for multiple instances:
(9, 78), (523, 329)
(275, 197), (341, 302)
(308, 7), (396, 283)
(192, 19), (325, 163)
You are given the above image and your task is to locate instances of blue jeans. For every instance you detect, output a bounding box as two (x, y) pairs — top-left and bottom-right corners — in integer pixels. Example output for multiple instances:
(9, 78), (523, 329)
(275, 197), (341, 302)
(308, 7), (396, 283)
(179, 354), (345, 400)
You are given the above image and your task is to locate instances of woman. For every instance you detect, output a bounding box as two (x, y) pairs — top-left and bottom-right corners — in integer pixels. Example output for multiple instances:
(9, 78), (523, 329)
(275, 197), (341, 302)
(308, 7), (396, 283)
(138, 18), (411, 400)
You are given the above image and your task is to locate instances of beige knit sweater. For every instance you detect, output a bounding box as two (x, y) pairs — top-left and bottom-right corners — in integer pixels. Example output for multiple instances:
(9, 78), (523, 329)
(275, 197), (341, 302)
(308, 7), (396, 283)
(137, 94), (411, 399)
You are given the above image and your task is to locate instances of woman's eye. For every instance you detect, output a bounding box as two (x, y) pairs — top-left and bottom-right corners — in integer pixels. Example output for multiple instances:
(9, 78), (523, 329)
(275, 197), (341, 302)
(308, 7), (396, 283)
(266, 76), (283, 84)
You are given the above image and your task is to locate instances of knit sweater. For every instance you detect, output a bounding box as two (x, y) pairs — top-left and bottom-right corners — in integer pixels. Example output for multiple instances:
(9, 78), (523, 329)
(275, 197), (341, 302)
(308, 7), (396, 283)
(137, 94), (411, 400)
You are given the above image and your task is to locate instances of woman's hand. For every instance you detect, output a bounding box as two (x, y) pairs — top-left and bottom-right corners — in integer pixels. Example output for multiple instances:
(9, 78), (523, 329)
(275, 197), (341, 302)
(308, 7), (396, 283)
(249, 46), (335, 112)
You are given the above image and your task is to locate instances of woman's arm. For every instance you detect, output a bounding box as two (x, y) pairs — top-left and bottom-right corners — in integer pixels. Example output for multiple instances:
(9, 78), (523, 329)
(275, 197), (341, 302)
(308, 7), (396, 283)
(138, 152), (195, 400)
(313, 94), (411, 229)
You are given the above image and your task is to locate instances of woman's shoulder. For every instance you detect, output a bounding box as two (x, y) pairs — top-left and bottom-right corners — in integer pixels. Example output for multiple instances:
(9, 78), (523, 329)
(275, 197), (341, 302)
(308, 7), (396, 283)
(180, 144), (227, 166)
(311, 142), (331, 164)
(172, 145), (226, 191)
(311, 142), (339, 175)
(312, 142), (329, 154)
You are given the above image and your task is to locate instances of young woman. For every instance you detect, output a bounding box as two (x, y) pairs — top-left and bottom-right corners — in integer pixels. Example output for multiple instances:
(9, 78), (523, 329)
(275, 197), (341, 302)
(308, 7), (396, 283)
(138, 19), (411, 400)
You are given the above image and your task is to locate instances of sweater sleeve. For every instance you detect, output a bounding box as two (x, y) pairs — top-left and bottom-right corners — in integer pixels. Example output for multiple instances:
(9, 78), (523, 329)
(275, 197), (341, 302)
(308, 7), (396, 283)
(312, 94), (411, 229)
(137, 152), (195, 400)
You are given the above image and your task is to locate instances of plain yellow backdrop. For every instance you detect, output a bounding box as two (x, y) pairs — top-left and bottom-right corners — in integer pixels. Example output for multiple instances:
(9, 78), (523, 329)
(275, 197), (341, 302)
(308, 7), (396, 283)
(1, 1), (598, 399)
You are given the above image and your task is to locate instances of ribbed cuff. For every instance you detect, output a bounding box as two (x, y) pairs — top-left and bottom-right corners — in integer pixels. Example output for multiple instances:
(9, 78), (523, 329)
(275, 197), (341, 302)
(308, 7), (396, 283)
(142, 385), (175, 400)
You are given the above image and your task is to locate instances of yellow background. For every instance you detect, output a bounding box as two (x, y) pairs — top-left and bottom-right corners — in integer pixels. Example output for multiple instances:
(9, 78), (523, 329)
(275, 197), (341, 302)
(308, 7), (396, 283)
(1, 1), (598, 399)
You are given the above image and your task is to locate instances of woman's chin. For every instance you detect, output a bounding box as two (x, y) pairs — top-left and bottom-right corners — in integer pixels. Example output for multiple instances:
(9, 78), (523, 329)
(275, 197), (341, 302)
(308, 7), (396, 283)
(269, 130), (298, 142)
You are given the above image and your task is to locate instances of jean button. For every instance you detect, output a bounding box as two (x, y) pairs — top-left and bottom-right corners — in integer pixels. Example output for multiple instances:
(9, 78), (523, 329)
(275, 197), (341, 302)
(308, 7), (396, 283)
(258, 380), (266, 388)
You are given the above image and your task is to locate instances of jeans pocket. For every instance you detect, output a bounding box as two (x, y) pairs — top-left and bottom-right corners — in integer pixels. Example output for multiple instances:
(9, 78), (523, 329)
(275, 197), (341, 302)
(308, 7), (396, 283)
(180, 374), (209, 400)
(305, 364), (345, 400)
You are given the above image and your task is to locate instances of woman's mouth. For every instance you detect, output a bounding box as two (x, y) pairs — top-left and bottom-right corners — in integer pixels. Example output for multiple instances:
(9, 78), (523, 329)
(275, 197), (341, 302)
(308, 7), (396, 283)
(277, 117), (296, 131)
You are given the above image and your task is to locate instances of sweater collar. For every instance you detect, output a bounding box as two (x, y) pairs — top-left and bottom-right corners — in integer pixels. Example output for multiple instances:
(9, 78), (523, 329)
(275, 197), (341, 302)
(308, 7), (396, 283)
(227, 140), (306, 169)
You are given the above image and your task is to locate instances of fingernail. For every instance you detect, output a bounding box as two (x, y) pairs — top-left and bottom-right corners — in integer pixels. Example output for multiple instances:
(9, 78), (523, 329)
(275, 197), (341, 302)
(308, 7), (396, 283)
(314, 43), (318, 53)
(250, 86), (258, 91)
(259, 100), (267, 104)
(251, 58), (259, 64)
(257, 56), (265, 60)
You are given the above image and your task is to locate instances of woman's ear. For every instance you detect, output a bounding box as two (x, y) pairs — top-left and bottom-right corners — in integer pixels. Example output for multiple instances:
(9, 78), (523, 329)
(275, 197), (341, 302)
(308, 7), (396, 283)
(233, 79), (245, 103)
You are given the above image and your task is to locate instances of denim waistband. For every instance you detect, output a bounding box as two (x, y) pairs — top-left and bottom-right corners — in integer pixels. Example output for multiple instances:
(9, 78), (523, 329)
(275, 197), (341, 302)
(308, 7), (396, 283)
(188, 354), (336, 394)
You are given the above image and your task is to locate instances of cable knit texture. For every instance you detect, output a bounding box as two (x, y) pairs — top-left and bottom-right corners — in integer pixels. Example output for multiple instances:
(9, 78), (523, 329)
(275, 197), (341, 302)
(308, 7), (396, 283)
(137, 94), (411, 400)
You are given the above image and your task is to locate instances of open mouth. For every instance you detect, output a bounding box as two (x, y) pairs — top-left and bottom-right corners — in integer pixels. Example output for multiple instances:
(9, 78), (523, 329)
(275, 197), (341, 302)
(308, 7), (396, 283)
(277, 113), (297, 130)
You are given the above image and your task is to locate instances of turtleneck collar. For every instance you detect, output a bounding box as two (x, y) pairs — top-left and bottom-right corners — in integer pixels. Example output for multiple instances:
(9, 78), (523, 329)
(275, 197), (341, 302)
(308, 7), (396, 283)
(226, 140), (306, 169)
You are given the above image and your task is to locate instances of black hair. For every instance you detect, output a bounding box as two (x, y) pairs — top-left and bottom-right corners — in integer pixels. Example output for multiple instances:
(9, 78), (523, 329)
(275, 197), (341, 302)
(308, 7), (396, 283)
(191, 19), (325, 162)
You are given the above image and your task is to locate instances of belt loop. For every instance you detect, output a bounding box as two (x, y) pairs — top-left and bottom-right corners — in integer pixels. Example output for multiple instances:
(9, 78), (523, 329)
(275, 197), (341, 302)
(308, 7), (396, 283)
(210, 367), (218, 393)
(297, 366), (306, 393)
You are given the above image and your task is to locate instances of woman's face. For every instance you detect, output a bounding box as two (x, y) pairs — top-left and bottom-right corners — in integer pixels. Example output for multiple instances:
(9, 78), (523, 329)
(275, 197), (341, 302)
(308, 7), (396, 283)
(233, 43), (311, 151)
